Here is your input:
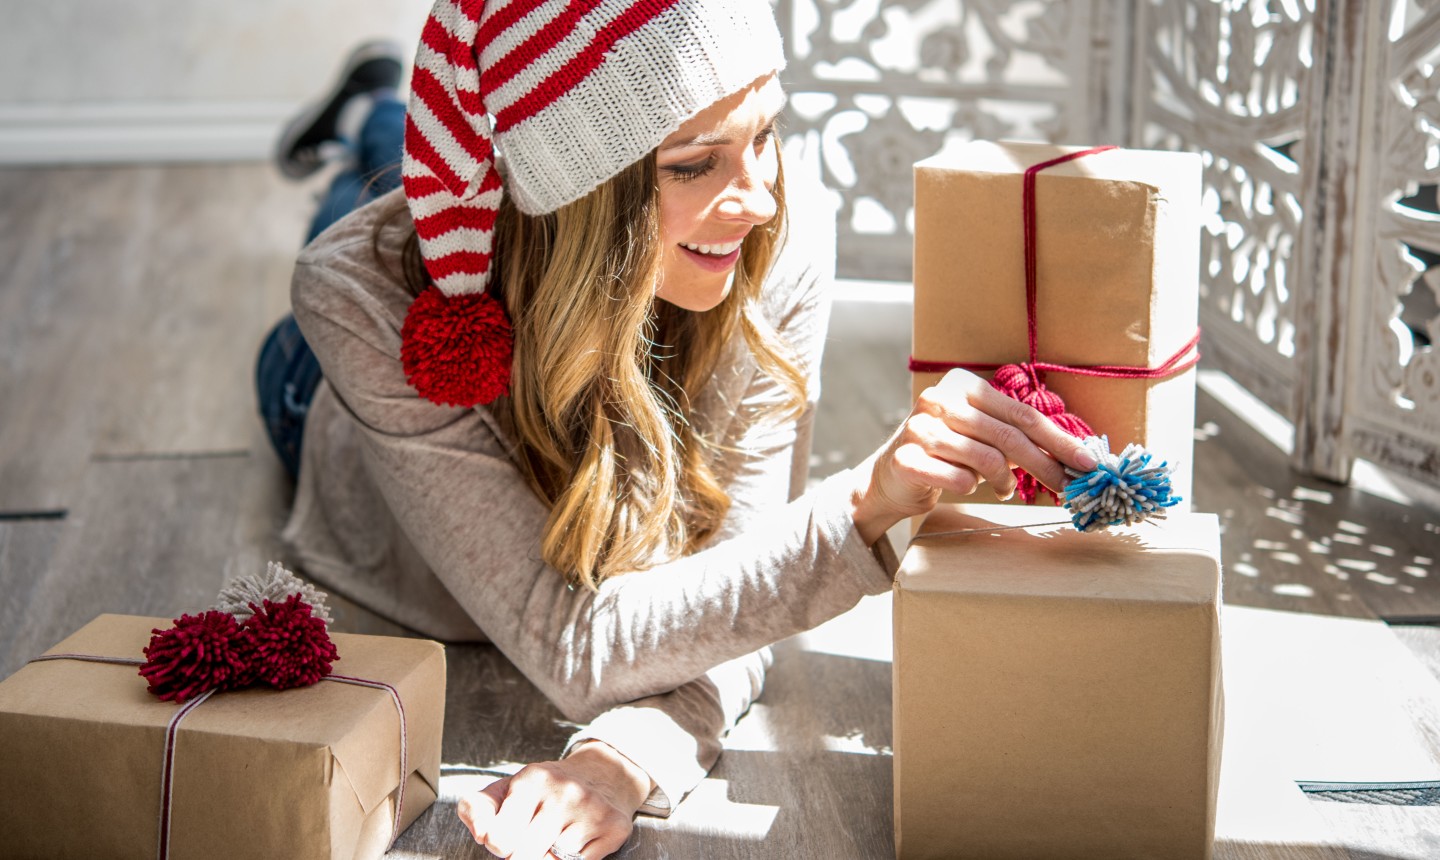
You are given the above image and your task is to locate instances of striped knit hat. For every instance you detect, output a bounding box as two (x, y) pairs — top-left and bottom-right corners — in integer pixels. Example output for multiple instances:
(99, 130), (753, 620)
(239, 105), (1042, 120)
(400, 0), (787, 407)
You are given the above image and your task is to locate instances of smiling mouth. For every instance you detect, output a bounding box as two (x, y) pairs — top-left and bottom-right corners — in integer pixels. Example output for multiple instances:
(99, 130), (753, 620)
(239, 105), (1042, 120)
(679, 243), (742, 272)
(680, 238), (744, 256)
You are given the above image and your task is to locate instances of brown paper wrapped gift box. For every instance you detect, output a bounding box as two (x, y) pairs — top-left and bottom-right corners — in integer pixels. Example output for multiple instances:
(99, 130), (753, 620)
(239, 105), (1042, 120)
(0, 614), (445, 860)
(893, 504), (1223, 860)
(911, 141), (1202, 506)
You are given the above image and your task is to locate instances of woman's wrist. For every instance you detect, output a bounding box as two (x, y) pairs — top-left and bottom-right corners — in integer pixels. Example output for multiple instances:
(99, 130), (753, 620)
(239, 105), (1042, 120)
(849, 456), (901, 547)
(564, 740), (655, 814)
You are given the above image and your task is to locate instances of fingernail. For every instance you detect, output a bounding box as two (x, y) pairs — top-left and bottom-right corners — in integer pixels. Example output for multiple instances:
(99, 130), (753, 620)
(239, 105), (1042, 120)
(1078, 452), (1098, 470)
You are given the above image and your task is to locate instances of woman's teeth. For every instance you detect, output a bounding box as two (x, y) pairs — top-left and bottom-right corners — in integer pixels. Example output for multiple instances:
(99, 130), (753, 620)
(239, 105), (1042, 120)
(681, 239), (743, 256)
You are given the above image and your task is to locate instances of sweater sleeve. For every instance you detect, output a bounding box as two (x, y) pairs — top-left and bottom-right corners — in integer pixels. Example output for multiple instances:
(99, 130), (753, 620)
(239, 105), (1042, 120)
(562, 648), (771, 816)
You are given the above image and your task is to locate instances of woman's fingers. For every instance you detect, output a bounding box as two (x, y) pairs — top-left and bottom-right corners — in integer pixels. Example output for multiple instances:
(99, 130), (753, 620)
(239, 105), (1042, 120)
(457, 778), (506, 844)
(550, 822), (603, 860)
(510, 805), (568, 860)
(565, 818), (632, 859)
(485, 775), (547, 858)
(930, 370), (1098, 493)
(902, 414), (1014, 498)
(461, 759), (639, 860)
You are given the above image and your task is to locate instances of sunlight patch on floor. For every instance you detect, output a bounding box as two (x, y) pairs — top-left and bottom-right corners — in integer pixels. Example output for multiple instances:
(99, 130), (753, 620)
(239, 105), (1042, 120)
(642, 779), (779, 840)
(790, 592), (892, 663)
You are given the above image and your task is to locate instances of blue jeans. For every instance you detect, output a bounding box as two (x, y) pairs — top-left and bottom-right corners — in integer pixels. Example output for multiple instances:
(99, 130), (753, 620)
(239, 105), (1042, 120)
(304, 97), (407, 243)
(258, 95), (405, 479)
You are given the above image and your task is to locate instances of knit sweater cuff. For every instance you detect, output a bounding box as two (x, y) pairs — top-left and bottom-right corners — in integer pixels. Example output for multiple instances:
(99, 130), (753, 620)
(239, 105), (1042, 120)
(563, 708), (705, 817)
(821, 466), (901, 595)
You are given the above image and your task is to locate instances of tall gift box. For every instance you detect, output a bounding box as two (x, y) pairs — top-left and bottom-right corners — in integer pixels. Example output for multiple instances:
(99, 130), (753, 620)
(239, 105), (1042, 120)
(893, 504), (1223, 859)
(912, 141), (1202, 506)
(0, 614), (445, 860)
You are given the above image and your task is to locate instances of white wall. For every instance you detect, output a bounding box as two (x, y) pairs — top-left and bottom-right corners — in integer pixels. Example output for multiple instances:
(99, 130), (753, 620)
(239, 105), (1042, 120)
(0, 0), (426, 164)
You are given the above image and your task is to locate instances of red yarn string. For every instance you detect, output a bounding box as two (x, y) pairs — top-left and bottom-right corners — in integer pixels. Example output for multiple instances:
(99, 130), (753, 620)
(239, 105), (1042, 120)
(1022, 147), (1117, 363)
(909, 330), (1201, 379)
(26, 652), (409, 857)
(908, 144), (1202, 381)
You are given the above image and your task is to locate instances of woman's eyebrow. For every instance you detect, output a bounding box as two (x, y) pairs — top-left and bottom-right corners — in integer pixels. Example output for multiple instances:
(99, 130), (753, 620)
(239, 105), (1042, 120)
(661, 108), (784, 150)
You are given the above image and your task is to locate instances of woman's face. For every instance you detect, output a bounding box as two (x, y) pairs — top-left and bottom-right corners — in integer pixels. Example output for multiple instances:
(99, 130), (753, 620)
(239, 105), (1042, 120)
(654, 73), (785, 312)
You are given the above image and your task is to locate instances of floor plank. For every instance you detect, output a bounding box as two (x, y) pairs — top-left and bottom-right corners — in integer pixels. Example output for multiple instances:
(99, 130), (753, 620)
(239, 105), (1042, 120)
(92, 164), (310, 457)
(0, 165), (310, 509)
(0, 456), (251, 677)
(0, 519), (67, 678)
(1191, 389), (1439, 622)
(0, 168), (157, 509)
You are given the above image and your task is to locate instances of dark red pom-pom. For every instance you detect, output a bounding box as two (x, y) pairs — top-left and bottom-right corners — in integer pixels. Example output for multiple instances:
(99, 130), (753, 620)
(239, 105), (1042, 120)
(139, 610), (253, 703)
(990, 363), (1094, 503)
(401, 285), (514, 408)
(244, 594), (339, 690)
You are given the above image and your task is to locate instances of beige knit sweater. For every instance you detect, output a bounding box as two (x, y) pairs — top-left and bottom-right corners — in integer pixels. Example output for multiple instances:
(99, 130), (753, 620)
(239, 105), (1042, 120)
(282, 179), (898, 815)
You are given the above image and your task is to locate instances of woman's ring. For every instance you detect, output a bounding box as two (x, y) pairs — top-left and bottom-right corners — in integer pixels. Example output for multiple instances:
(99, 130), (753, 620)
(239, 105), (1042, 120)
(550, 846), (585, 860)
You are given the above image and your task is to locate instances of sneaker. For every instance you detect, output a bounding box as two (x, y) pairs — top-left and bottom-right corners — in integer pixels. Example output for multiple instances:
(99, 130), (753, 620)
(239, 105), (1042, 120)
(275, 39), (406, 181)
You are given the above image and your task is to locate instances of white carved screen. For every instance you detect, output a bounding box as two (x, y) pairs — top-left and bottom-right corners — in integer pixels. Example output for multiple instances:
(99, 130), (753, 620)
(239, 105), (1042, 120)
(1130, 0), (1311, 417)
(774, 0), (1122, 280)
(1347, 0), (1440, 484)
(1129, 0), (1439, 486)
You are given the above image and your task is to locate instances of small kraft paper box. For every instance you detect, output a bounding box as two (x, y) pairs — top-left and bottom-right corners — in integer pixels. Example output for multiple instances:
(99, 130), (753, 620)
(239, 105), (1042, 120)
(893, 504), (1223, 860)
(911, 140), (1202, 506)
(0, 614), (445, 860)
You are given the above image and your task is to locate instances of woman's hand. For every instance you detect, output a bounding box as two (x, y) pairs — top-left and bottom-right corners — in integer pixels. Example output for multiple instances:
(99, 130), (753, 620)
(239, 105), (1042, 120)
(457, 741), (653, 860)
(852, 368), (1099, 545)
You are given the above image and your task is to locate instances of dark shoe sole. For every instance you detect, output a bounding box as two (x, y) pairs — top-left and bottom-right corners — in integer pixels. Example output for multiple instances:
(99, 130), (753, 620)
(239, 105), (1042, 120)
(275, 39), (406, 181)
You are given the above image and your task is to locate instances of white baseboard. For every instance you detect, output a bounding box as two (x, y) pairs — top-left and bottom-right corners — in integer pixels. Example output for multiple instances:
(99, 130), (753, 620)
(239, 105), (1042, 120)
(0, 101), (299, 165)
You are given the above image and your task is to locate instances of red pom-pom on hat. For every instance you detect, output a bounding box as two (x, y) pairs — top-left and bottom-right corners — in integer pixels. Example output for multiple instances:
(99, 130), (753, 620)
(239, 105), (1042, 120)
(245, 594), (340, 690)
(401, 285), (514, 408)
(990, 363), (1094, 503)
(139, 610), (254, 703)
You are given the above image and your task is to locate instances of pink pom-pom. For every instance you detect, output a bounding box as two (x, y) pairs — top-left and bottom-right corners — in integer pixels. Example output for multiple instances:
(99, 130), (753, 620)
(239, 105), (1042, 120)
(244, 594), (339, 690)
(139, 611), (253, 703)
(990, 363), (1095, 503)
(400, 285), (513, 408)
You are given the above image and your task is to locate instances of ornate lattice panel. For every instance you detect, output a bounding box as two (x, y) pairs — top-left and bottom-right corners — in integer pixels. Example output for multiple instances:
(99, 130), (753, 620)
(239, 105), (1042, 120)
(1349, 0), (1440, 481)
(1132, 0), (1315, 416)
(775, 0), (1121, 280)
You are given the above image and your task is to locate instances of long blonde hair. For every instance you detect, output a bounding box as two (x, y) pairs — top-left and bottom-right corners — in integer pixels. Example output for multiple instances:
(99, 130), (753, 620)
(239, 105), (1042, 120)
(375, 150), (806, 588)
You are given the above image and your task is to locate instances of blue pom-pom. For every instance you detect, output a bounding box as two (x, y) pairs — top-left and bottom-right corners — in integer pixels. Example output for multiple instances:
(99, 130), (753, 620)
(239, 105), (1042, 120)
(1062, 435), (1181, 532)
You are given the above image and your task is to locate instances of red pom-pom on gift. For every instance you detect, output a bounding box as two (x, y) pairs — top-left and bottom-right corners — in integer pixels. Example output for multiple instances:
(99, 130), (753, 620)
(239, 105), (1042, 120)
(401, 285), (513, 408)
(990, 363), (1094, 503)
(139, 611), (254, 703)
(245, 594), (339, 690)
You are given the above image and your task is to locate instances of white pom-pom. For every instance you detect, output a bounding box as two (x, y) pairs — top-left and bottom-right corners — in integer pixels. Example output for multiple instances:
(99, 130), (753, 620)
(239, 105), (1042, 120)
(213, 561), (333, 625)
(1062, 435), (1182, 532)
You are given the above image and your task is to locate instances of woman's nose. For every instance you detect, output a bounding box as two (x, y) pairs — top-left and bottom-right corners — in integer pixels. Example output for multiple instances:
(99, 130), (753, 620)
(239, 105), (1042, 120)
(717, 149), (778, 224)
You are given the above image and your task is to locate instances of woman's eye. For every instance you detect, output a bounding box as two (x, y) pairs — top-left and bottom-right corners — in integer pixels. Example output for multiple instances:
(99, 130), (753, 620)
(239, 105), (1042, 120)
(754, 124), (775, 150)
(663, 155), (716, 183)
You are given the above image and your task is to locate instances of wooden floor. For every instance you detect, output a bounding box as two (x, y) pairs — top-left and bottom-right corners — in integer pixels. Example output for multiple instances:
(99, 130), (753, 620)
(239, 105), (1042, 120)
(2, 162), (1439, 858)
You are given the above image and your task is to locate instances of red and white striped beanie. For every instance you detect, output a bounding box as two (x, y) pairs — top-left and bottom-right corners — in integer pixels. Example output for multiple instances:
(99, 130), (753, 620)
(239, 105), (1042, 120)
(400, 0), (787, 408)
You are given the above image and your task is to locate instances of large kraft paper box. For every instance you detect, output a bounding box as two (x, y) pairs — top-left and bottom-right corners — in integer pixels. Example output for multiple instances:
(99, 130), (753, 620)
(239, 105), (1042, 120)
(893, 504), (1223, 860)
(912, 141), (1202, 506)
(0, 614), (445, 860)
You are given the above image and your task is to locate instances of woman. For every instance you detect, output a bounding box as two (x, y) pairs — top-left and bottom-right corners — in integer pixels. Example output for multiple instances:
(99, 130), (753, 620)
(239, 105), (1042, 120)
(260, 0), (1097, 857)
